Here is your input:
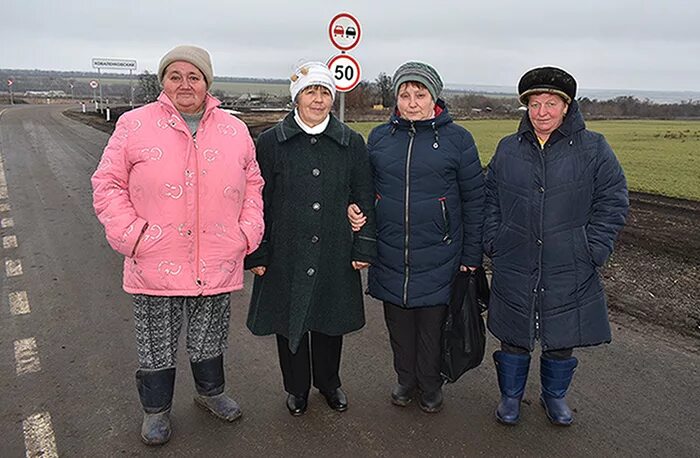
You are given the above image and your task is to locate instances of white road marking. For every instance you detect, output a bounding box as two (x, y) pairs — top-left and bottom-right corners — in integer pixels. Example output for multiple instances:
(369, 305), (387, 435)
(15, 337), (41, 375)
(1, 216), (14, 227)
(10, 291), (30, 315)
(6, 259), (23, 276)
(4, 235), (18, 248)
(0, 202), (10, 212)
(23, 412), (59, 458)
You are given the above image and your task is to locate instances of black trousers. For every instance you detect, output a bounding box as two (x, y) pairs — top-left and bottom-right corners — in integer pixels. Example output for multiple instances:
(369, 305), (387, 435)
(276, 332), (342, 397)
(383, 302), (447, 393)
(501, 342), (573, 360)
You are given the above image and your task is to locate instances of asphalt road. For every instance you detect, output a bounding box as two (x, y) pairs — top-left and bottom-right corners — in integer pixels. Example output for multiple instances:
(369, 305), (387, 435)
(0, 104), (698, 457)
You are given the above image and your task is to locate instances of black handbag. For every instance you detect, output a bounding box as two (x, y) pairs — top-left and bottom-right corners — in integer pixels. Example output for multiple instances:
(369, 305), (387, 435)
(440, 267), (490, 383)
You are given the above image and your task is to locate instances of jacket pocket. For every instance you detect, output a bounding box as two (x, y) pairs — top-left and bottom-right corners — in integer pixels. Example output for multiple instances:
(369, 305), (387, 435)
(439, 197), (452, 245)
(575, 226), (595, 266)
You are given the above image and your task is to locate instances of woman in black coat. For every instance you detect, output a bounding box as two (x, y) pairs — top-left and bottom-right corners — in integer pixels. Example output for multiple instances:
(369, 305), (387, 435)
(349, 62), (485, 413)
(245, 61), (376, 416)
(485, 67), (629, 426)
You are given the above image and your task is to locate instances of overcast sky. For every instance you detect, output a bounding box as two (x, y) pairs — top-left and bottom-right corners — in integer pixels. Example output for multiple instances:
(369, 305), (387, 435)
(2, 0), (699, 92)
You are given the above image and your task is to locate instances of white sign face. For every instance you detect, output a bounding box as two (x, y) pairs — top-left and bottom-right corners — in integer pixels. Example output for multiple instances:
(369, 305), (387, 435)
(7, 79), (13, 87)
(328, 54), (361, 92)
(91, 58), (137, 70)
(89, 80), (99, 89)
(328, 12), (361, 51)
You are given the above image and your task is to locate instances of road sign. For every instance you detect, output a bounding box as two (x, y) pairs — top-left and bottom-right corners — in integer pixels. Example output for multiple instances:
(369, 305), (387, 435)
(328, 54), (361, 92)
(7, 79), (13, 86)
(328, 12), (361, 51)
(91, 58), (137, 70)
(89, 80), (99, 89)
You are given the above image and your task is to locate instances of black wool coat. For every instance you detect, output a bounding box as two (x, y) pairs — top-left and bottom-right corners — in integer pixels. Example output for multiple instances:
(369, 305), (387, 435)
(245, 112), (376, 352)
(484, 101), (629, 351)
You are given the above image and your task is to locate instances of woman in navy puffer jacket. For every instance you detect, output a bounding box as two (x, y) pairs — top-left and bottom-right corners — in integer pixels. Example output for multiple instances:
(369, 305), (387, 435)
(485, 66), (628, 427)
(350, 61), (484, 413)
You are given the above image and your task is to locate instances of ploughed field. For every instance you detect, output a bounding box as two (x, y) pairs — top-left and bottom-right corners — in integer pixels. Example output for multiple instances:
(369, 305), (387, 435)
(67, 109), (700, 340)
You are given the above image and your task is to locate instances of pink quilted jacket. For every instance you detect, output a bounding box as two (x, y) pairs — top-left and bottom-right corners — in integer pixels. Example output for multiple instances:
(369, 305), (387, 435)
(92, 92), (264, 296)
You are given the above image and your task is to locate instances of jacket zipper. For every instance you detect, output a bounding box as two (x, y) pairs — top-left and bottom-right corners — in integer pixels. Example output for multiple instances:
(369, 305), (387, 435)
(402, 123), (416, 304)
(533, 143), (546, 346)
(194, 134), (202, 289)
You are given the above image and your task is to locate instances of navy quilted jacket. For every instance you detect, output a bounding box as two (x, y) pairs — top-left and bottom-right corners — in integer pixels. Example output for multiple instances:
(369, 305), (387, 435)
(367, 100), (485, 307)
(484, 101), (629, 351)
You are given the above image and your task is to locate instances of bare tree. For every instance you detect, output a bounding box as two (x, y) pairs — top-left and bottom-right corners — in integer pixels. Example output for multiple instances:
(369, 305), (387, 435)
(136, 71), (160, 103)
(375, 72), (394, 107)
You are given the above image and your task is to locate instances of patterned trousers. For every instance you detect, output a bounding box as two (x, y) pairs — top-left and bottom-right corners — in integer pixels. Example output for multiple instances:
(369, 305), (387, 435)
(133, 293), (231, 369)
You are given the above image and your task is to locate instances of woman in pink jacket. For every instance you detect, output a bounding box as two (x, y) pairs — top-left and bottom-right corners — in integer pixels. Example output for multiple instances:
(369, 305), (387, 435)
(91, 45), (264, 446)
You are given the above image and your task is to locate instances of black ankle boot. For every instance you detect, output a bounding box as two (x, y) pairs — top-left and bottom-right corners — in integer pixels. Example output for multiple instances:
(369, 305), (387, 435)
(286, 393), (308, 416)
(419, 388), (443, 413)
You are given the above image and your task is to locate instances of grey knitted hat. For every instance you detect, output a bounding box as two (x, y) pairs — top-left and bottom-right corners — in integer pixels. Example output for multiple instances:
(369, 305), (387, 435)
(392, 61), (443, 101)
(158, 45), (214, 89)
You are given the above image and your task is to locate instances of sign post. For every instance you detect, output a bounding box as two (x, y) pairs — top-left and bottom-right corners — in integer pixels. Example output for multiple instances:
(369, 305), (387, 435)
(7, 79), (14, 105)
(91, 58), (137, 111)
(89, 80), (99, 111)
(327, 12), (362, 122)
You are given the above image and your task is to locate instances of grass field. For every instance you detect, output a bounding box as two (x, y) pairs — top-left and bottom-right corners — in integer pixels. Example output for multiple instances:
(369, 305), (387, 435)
(349, 119), (700, 201)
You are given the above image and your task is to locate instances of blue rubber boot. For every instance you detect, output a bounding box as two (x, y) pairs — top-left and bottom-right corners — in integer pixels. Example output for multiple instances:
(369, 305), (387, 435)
(540, 356), (578, 426)
(493, 351), (531, 425)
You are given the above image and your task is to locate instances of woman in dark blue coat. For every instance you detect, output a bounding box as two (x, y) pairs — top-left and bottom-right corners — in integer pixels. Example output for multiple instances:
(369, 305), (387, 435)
(350, 62), (484, 413)
(485, 67), (629, 426)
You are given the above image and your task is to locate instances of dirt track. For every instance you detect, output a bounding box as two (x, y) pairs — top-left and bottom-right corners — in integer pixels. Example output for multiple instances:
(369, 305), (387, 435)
(64, 109), (700, 341)
(604, 192), (699, 339)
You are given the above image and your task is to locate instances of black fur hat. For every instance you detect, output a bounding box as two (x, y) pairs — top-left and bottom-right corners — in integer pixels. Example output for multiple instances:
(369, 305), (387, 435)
(518, 66), (577, 105)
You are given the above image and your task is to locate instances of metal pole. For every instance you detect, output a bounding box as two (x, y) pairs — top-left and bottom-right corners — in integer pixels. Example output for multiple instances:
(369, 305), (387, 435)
(339, 92), (345, 123)
(9, 87), (13, 105)
(98, 68), (103, 112)
(129, 69), (134, 108)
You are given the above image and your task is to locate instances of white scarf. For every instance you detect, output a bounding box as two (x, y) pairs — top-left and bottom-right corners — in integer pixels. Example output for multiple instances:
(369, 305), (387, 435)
(294, 108), (330, 135)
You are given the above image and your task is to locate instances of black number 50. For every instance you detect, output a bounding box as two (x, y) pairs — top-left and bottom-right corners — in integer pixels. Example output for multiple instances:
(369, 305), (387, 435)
(334, 65), (354, 81)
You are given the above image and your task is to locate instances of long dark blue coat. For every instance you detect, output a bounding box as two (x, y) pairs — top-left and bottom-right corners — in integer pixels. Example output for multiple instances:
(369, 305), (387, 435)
(484, 101), (629, 351)
(368, 100), (484, 307)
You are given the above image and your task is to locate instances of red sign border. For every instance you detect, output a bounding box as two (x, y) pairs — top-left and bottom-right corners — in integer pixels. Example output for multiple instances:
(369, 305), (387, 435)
(328, 54), (361, 92)
(328, 12), (362, 52)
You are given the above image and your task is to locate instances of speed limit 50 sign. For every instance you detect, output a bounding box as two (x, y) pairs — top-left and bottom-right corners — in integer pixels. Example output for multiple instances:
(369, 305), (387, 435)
(328, 54), (361, 92)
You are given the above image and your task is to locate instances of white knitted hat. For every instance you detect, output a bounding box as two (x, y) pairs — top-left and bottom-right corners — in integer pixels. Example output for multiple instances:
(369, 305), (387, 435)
(290, 61), (336, 102)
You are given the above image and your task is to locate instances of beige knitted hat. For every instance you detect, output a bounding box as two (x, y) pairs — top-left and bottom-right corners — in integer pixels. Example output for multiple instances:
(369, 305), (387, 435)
(158, 45), (214, 89)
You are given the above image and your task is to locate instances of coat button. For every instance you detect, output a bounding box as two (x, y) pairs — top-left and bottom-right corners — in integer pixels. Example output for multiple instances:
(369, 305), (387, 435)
(312, 202), (321, 211)
(311, 235), (319, 243)
(310, 137), (318, 145)
(306, 267), (316, 276)
(538, 186), (545, 193)
(187, 230), (192, 236)
(312, 168), (320, 177)
(536, 239), (542, 246)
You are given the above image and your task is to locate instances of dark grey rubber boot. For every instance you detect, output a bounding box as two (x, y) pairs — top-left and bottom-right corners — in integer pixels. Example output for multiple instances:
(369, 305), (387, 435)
(135, 367), (176, 445)
(191, 355), (242, 422)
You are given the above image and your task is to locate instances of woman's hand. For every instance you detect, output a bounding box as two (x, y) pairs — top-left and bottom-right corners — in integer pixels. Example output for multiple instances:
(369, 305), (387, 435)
(352, 261), (370, 270)
(348, 203), (367, 232)
(460, 265), (478, 272)
(250, 266), (266, 276)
